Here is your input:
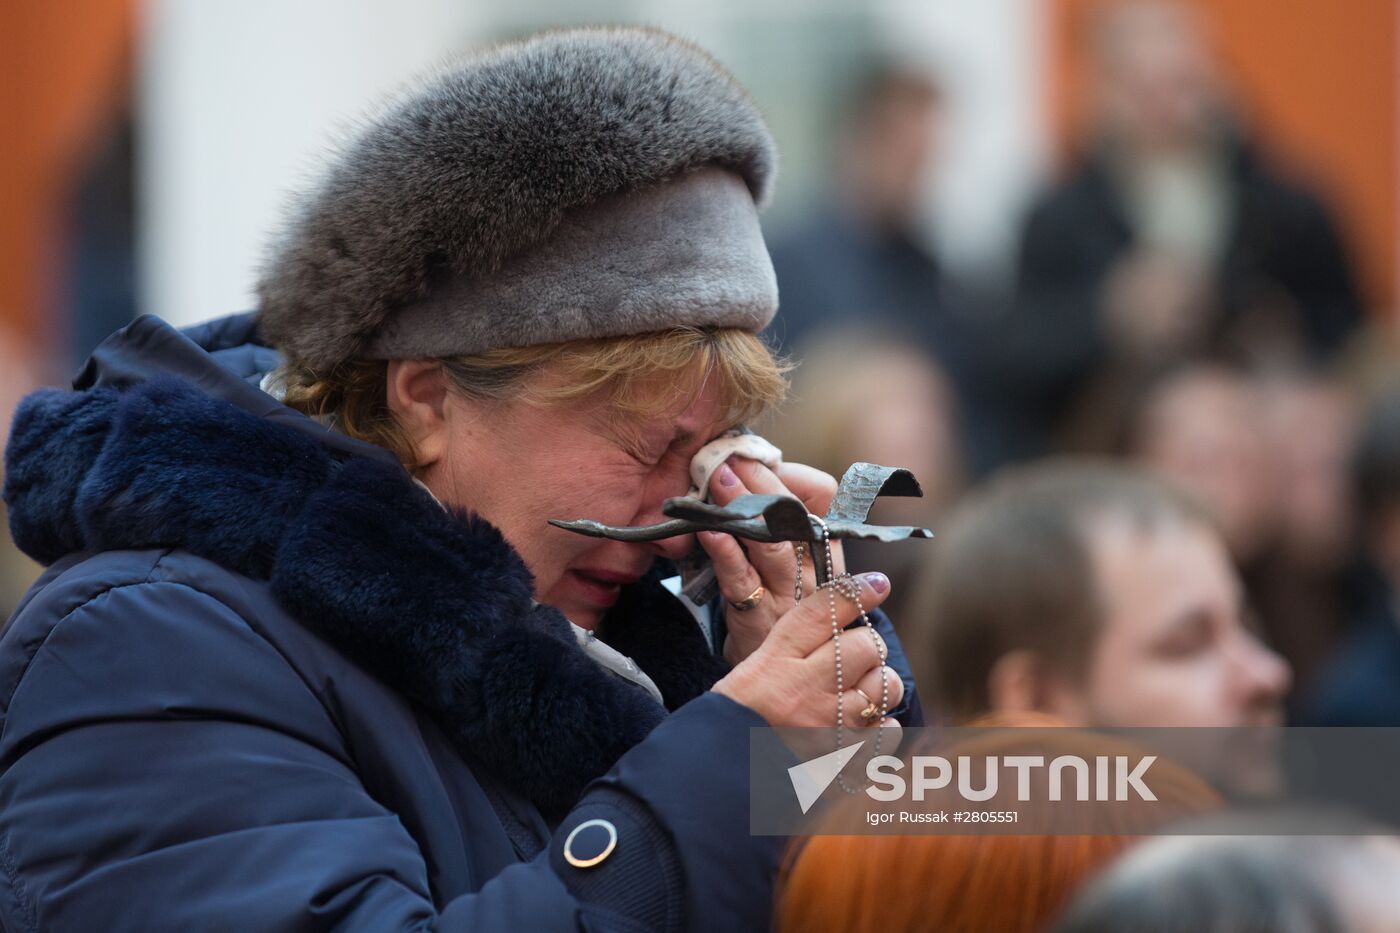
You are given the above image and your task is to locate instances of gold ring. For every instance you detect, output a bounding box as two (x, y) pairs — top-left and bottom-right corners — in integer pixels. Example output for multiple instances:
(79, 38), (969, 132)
(729, 584), (765, 612)
(854, 687), (880, 723)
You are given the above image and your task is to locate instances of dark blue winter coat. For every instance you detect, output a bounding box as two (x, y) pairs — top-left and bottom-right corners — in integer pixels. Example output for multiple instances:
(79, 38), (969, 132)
(0, 313), (920, 931)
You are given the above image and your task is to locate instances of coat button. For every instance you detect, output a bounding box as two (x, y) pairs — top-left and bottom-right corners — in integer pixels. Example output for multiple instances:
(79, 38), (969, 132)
(563, 818), (618, 868)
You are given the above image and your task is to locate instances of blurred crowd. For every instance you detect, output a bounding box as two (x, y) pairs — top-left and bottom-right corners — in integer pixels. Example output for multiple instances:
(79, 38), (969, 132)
(2, 0), (1398, 929)
(763, 0), (1400, 732)
(761, 3), (1400, 927)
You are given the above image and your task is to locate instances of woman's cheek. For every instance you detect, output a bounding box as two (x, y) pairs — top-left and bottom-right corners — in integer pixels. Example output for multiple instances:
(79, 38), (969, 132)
(639, 458), (695, 519)
(595, 466), (662, 526)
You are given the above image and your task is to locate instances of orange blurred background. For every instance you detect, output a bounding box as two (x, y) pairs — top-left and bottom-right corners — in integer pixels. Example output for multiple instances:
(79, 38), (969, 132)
(1049, 0), (1396, 314)
(0, 0), (135, 346)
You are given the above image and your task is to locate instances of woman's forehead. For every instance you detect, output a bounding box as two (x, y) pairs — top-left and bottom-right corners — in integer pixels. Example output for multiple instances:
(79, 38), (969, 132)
(617, 392), (734, 444)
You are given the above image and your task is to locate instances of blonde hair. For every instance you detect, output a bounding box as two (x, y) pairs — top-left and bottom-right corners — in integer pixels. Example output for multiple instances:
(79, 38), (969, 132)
(280, 326), (788, 468)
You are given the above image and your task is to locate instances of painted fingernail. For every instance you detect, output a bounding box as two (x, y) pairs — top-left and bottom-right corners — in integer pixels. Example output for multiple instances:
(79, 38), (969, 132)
(717, 463), (739, 488)
(864, 572), (890, 594)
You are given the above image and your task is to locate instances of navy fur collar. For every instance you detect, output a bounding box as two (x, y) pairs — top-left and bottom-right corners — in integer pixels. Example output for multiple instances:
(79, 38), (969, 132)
(4, 376), (728, 819)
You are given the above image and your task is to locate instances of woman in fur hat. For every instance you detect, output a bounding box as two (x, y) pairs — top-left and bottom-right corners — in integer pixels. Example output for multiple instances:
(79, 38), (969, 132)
(0, 27), (919, 931)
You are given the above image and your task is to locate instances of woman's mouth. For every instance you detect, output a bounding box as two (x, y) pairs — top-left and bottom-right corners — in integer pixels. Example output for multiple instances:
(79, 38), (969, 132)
(567, 569), (641, 607)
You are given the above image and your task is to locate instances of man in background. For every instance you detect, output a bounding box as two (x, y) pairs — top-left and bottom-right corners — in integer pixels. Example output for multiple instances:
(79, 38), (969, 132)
(767, 62), (971, 374)
(768, 60), (993, 470)
(984, 0), (1364, 463)
(910, 461), (1290, 728)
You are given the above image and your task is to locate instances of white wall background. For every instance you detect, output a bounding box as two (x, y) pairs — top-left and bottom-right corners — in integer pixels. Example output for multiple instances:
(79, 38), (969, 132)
(138, 0), (490, 326)
(138, 0), (1050, 327)
(878, 0), (1050, 283)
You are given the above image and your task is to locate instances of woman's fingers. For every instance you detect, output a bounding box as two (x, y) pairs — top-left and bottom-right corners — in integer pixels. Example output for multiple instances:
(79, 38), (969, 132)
(774, 461), (839, 515)
(854, 667), (903, 718)
(706, 458), (849, 586)
(712, 573), (900, 733)
(767, 572), (891, 660)
(841, 688), (882, 729)
(876, 717), (903, 748)
(852, 664), (905, 717)
(751, 460), (847, 579)
(803, 625), (884, 688)
(713, 459), (799, 561)
(699, 530), (764, 607)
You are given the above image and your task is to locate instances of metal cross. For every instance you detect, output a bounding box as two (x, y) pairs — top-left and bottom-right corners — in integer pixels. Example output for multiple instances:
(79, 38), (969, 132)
(549, 462), (934, 586)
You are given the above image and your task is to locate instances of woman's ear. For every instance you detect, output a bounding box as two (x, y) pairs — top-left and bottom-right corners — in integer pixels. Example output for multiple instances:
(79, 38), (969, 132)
(386, 359), (450, 469)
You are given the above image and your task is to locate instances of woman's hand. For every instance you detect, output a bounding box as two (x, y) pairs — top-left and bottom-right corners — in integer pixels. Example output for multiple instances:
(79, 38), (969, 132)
(700, 458), (845, 666)
(712, 571), (905, 730)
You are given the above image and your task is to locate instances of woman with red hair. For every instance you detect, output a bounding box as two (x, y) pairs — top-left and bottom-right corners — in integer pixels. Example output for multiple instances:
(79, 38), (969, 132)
(776, 713), (1222, 933)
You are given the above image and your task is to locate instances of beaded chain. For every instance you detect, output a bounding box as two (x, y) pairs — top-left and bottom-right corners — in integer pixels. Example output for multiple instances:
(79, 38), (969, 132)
(795, 517), (889, 793)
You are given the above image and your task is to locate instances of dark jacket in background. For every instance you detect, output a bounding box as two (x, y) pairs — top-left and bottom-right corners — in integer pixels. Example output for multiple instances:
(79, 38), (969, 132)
(767, 202), (998, 469)
(0, 313), (920, 932)
(981, 131), (1365, 464)
(1303, 594), (1400, 727)
(767, 203), (966, 363)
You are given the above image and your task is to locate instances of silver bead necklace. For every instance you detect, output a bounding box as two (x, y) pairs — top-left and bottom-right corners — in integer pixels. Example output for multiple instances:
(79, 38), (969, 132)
(795, 517), (889, 793)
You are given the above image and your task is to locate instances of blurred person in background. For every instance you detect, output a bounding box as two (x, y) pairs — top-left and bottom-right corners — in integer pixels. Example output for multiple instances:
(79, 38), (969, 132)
(1249, 370), (1364, 703)
(1091, 360), (1361, 709)
(908, 461), (1290, 728)
(762, 330), (963, 630)
(1304, 387), (1400, 726)
(766, 61), (980, 426)
(1051, 815), (1400, 933)
(984, 0), (1365, 464)
(1123, 361), (1276, 567)
(776, 711), (1222, 933)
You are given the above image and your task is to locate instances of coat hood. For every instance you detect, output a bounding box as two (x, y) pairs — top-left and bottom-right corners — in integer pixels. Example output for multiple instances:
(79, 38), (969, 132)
(3, 313), (728, 819)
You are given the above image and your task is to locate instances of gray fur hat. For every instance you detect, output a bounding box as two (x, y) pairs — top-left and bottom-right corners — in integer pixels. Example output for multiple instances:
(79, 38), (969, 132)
(258, 26), (779, 370)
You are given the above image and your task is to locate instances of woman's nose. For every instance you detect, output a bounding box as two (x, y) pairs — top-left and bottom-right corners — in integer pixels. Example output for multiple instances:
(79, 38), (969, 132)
(638, 465), (697, 561)
(649, 531), (697, 562)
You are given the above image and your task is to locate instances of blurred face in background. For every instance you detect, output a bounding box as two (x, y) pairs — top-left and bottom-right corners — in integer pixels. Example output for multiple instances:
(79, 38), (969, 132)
(840, 72), (943, 229)
(1133, 367), (1276, 563)
(851, 350), (960, 524)
(1094, 0), (1220, 151)
(1066, 513), (1290, 729)
(764, 336), (962, 524)
(1260, 377), (1358, 571)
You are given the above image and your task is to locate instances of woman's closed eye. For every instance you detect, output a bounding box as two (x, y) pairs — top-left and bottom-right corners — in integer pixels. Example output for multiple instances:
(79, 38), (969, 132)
(623, 425), (727, 469)
(606, 420), (669, 466)
(621, 443), (663, 467)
